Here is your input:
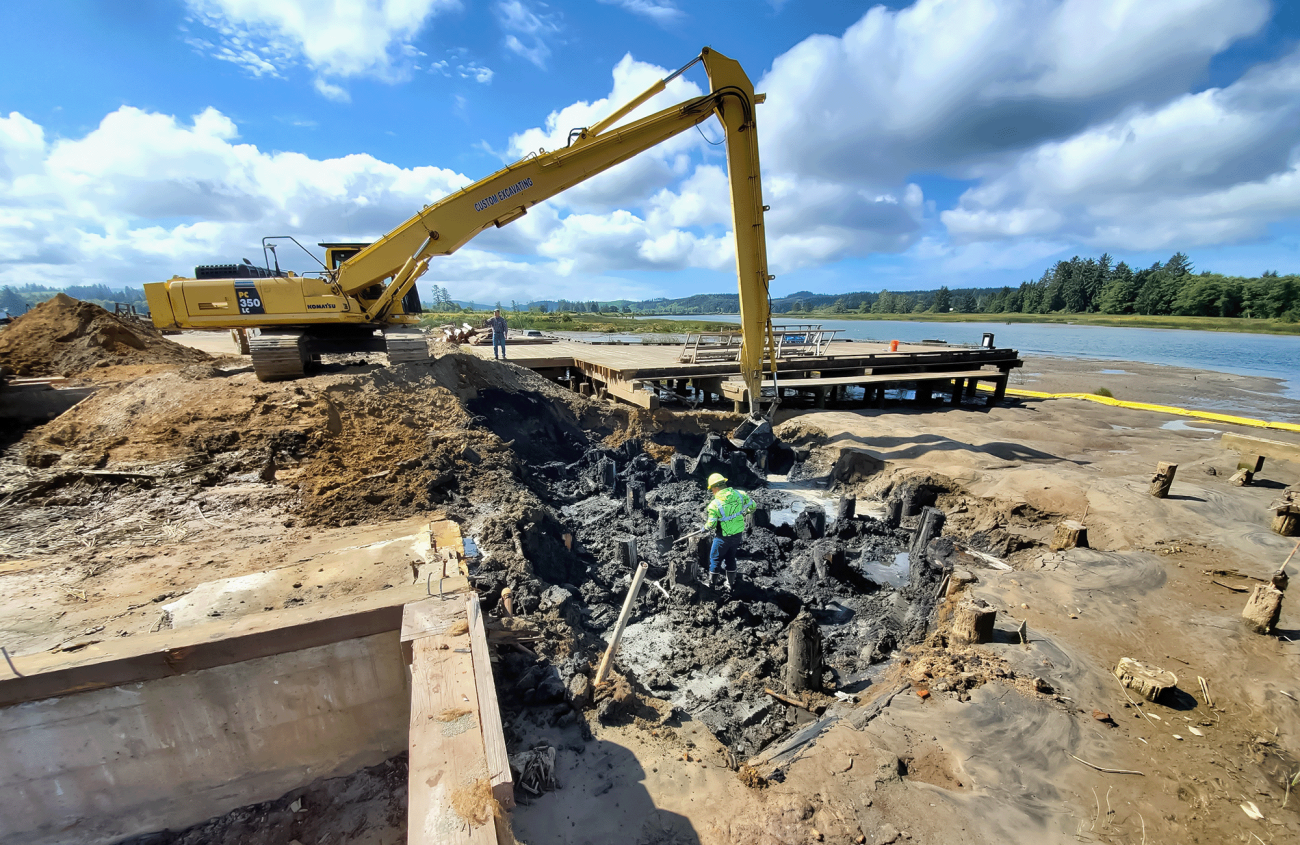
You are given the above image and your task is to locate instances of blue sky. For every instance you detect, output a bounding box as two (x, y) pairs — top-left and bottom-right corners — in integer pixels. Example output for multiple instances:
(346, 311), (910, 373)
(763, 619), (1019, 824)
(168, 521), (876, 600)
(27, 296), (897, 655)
(2, 0), (1299, 304)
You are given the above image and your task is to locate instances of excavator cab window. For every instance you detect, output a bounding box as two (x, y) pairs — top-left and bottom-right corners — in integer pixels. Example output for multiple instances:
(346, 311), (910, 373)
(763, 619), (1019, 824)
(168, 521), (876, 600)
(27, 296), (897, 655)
(319, 242), (371, 270)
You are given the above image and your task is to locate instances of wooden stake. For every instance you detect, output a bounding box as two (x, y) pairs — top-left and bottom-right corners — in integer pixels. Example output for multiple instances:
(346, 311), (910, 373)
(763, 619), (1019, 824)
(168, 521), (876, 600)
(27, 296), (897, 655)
(763, 687), (814, 712)
(594, 562), (649, 686)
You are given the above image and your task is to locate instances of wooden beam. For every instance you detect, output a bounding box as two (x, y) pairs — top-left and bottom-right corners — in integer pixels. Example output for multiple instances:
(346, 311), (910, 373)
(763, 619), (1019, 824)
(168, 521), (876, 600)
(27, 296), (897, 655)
(592, 375), (660, 409)
(407, 633), (497, 844)
(467, 594), (514, 809)
(0, 579), (467, 708)
(1221, 432), (1300, 465)
(401, 596), (468, 664)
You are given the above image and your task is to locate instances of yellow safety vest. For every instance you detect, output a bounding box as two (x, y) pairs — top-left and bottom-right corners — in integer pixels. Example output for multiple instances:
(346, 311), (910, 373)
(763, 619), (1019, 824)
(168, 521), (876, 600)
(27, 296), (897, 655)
(705, 487), (754, 537)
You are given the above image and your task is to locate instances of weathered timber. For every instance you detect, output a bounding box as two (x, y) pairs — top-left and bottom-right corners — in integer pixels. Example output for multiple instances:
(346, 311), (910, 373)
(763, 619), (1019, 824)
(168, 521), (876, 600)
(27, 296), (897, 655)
(0, 580), (466, 708)
(785, 610), (823, 693)
(1242, 584), (1284, 634)
(618, 537), (639, 569)
(1050, 519), (1089, 551)
(1275, 510), (1299, 537)
(910, 506), (946, 562)
(670, 453), (690, 479)
(467, 594), (514, 810)
(1149, 462), (1178, 498)
(400, 595), (468, 664)
(407, 634), (497, 844)
(1114, 657), (1177, 702)
(884, 499), (903, 529)
(950, 599), (996, 645)
(1221, 432), (1300, 465)
(626, 481), (647, 513)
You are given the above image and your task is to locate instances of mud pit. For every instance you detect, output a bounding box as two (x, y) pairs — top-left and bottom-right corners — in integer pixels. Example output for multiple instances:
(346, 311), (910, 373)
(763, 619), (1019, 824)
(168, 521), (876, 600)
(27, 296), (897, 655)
(5, 303), (1300, 845)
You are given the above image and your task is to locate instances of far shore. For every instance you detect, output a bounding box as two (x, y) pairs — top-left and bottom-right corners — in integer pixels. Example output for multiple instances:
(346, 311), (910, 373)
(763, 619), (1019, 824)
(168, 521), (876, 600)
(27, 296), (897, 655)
(633, 310), (1300, 336)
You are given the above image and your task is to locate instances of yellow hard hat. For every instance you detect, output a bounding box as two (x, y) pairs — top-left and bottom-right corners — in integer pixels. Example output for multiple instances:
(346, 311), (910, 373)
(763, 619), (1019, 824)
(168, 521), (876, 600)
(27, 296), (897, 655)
(706, 472), (728, 489)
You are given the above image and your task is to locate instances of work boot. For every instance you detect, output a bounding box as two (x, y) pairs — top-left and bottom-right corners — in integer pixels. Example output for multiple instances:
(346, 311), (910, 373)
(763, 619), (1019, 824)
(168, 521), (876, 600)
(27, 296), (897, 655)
(723, 571), (734, 591)
(709, 571), (722, 589)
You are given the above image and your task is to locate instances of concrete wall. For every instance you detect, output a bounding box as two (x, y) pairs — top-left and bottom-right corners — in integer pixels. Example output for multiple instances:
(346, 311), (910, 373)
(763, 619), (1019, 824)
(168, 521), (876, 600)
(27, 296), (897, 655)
(0, 632), (410, 845)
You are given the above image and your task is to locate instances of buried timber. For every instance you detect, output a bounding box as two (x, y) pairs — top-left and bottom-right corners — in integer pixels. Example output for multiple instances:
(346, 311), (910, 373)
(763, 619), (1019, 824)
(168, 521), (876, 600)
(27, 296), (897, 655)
(1, 345), (1088, 844)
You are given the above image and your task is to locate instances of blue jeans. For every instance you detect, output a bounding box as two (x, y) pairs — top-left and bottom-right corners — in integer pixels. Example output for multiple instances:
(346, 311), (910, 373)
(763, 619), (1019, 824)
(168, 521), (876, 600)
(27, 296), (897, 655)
(709, 533), (742, 574)
(493, 336), (507, 359)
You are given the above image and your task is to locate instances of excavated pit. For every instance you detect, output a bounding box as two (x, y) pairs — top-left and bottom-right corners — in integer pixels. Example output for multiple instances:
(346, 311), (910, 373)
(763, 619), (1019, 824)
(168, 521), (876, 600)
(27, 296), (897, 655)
(0, 320), (984, 841)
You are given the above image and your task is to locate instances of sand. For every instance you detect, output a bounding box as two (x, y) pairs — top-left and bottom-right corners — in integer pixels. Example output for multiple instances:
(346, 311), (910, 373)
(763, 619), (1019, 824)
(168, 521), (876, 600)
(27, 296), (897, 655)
(4, 338), (1300, 845)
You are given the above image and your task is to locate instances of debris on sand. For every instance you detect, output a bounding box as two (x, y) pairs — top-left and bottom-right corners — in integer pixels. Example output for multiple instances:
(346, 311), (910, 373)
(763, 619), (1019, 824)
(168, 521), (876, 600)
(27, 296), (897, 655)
(0, 293), (210, 377)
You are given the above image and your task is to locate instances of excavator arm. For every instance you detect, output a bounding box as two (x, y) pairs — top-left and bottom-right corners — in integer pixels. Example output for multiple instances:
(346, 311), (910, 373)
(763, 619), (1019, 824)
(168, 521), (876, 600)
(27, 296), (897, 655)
(337, 47), (776, 413)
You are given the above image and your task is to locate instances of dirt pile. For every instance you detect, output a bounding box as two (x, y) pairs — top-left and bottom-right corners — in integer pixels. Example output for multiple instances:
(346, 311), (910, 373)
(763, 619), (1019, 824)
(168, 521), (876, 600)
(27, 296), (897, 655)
(0, 293), (210, 378)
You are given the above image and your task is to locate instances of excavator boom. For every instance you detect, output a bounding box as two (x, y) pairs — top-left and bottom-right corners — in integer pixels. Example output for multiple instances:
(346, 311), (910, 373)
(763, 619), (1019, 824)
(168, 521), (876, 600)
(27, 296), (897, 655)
(148, 47), (775, 403)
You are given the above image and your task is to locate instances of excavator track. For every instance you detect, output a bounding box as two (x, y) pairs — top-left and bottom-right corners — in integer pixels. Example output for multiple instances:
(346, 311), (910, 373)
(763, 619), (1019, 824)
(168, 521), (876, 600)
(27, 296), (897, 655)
(248, 332), (308, 382)
(385, 331), (431, 365)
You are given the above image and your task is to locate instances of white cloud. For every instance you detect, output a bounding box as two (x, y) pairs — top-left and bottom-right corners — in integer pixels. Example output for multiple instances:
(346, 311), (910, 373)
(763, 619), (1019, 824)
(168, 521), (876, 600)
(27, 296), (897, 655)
(496, 0), (560, 70)
(313, 78), (350, 102)
(598, 0), (684, 26)
(185, 0), (458, 84)
(942, 46), (1300, 250)
(0, 106), (686, 303)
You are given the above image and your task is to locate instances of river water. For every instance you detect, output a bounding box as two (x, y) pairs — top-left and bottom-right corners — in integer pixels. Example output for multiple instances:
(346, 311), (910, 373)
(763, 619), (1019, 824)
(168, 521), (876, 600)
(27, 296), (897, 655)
(637, 315), (1300, 399)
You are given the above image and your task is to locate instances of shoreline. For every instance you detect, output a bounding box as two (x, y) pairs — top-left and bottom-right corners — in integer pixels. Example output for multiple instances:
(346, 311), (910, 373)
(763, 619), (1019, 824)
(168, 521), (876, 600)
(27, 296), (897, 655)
(636, 311), (1300, 336)
(1020, 355), (1300, 423)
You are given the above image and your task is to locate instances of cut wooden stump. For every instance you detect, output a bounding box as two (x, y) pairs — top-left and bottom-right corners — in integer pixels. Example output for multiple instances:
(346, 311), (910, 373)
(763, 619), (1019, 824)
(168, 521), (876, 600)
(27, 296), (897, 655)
(837, 494), (857, 522)
(1149, 462), (1177, 499)
(1274, 510), (1299, 537)
(1050, 519), (1089, 551)
(884, 499), (902, 529)
(785, 610), (823, 693)
(1114, 657), (1177, 702)
(626, 481), (647, 513)
(950, 599), (996, 645)
(1242, 584), (1284, 634)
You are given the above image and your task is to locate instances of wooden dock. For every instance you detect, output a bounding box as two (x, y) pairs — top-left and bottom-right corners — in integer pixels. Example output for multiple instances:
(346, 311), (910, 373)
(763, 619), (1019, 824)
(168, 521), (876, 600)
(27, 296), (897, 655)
(467, 338), (1022, 411)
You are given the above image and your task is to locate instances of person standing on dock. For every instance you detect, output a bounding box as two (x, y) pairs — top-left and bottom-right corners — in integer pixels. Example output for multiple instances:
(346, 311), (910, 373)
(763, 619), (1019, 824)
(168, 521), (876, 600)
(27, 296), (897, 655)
(702, 472), (756, 591)
(487, 308), (509, 360)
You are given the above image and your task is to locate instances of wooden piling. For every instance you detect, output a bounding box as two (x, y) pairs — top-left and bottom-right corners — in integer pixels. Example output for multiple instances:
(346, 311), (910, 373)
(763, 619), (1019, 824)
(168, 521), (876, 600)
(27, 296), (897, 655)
(1050, 520), (1089, 551)
(785, 610), (823, 693)
(1149, 462), (1177, 498)
(951, 599), (996, 645)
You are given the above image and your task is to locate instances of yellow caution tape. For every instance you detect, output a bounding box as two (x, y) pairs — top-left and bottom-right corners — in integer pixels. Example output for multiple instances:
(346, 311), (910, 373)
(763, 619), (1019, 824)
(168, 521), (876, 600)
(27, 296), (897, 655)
(976, 385), (1300, 433)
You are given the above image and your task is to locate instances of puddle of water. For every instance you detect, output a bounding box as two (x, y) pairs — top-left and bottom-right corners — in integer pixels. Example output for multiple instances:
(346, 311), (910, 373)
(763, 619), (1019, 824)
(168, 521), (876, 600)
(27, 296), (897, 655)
(765, 473), (838, 527)
(1109, 424), (1134, 430)
(1099, 369), (1129, 375)
(861, 552), (910, 589)
(1160, 419), (1222, 433)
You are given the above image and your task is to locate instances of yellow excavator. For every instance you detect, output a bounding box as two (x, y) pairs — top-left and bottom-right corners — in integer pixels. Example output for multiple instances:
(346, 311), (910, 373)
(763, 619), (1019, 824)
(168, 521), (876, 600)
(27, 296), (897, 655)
(145, 47), (778, 415)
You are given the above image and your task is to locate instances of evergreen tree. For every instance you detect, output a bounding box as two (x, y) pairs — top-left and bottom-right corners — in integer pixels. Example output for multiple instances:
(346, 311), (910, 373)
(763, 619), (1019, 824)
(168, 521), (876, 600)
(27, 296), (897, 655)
(931, 286), (952, 313)
(1096, 261), (1137, 313)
